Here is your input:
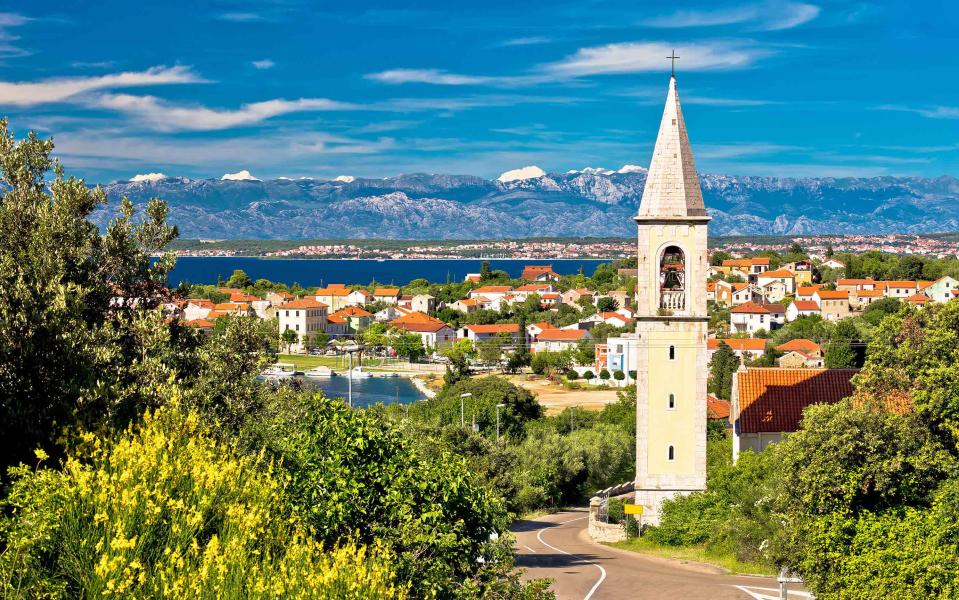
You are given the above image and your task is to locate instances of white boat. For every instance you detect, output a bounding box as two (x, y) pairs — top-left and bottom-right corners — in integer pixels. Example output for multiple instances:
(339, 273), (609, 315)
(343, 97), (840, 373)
(304, 366), (334, 378)
(260, 364), (295, 380)
(348, 367), (372, 379)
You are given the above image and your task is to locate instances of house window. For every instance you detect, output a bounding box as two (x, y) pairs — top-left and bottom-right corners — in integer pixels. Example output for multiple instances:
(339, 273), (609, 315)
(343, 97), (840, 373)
(668, 393), (675, 410)
(295, 310), (300, 317)
(667, 446), (675, 461)
(295, 324), (300, 332)
(669, 345), (676, 360)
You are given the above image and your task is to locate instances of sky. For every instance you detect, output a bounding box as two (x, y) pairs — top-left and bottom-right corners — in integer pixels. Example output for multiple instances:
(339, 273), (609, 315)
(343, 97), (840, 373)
(2, 0), (958, 182)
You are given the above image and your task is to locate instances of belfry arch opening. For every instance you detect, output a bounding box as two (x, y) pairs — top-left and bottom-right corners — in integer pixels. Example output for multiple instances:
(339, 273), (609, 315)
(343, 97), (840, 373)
(660, 245), (686, 312)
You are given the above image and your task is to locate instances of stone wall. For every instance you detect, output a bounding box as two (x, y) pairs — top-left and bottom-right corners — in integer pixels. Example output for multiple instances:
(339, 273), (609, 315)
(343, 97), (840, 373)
(587, 497), (626, 543)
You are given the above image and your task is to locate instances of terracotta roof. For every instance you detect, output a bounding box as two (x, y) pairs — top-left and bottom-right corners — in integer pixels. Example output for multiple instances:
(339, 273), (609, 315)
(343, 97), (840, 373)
(707, 395), (731, 420)
(537, 329), (589, 341)
(857, 289), (884, 297)
(707, 281), (716, 292)
(837, 279), (875, 286)
(521, 265), (560, 279)
(736, 368), (857, 433)
(472, 285), (513, 294)
(815, 290), (849, 300)
(332, 306), (373, 317)
(761, 268), (796, 278)
(315, 287), (351, 296)
(187, 299), (215, 308)
(797, 285), (823, 296)
(465, 323), (520, 334)
(775, 338), (822, 354)
(732, 282), (751, 292)
(283, 298), (328, 309)
(884, 280), (918, 288)
(707, 338), (767, 352)
(918, 281), (934, 290)
(723, 258), (769, 267)
(391, 311), (437, 324)
(326, 315), (345, 324)
(530, 321), (556, 331)
(230, 292), (260, 302)
(516, 284), (553, 292)
(373, 287), (400, 296)
(327, 284), (347, 289)
(392, 320), (449, 333)
(791, 300), (820, 311)
(731, 301), (784, 314)
(906, 292), (929, 305)
(184, 318), (215, 328)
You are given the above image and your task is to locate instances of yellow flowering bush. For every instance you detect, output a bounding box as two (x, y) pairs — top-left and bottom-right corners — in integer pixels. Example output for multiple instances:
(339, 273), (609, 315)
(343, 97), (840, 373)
(0, 404), (405, 599)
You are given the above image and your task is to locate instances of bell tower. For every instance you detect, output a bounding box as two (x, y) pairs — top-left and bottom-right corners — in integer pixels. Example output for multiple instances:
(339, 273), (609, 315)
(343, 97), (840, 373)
(634, 75), (709, 524)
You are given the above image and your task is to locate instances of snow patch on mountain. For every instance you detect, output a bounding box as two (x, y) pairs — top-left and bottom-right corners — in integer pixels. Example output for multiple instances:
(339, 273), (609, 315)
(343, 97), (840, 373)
(130, 172), (167, 183)
(496, 165), (545, 182)
(221, 170), (260, 181)
(334, 175), (355, 183)
(617, 164), (646, 174)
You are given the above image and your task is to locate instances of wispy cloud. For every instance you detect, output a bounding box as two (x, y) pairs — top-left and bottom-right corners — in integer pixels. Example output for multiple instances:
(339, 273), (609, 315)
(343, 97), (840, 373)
(0, 66), (201, 107)
(90, 94), (359, 131)
(498, 36), (553, 47)
(543, 41), (770, 77)
(217, 12), (265, 22)
(70, 60), (118, 69)
(367, 69), (500, 86)
(251, 59), (275, 70)
(697, 143), (802, 159)
(646, 2), (821, 31)
(876, 104), (959, 120)
(0, 12), (33, 58)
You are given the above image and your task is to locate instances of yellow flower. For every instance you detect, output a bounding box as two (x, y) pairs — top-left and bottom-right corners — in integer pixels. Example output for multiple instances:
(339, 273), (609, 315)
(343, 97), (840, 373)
(34, 448), (49, 461)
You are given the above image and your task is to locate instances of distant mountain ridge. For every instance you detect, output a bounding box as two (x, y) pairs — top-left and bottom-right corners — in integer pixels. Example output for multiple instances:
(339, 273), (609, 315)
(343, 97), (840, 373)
(93, 169), (959, 239)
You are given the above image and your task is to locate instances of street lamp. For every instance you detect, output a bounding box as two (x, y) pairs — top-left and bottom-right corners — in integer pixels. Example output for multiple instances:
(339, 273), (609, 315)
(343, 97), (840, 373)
(460, 392), (472, 428)
(496, 403), (506, 441)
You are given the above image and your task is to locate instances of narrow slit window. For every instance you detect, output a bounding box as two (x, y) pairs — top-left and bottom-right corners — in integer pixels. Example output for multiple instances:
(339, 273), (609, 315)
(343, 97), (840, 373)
(668, 446), (675, 461)
(669, 345), (676, 360)
(668, 393), (675, 410)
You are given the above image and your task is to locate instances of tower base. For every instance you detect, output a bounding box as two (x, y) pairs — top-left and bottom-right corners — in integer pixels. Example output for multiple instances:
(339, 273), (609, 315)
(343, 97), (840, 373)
(634, 488), (700, 527)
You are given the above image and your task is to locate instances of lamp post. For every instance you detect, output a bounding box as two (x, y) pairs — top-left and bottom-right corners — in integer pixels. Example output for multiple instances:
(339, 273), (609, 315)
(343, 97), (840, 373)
(496, 403), (506, 441)
(460, 392), (472, 428)
(344, 343), (364, 409)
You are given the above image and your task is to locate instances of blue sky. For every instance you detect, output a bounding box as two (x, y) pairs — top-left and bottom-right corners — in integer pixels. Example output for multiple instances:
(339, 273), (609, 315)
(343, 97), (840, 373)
(2, 0), (957, 182)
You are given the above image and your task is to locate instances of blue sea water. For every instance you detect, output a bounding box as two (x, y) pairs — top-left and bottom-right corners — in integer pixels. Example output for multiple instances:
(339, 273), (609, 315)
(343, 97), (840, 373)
(298, 375), (425, 408)
(169, 257), (608, 286)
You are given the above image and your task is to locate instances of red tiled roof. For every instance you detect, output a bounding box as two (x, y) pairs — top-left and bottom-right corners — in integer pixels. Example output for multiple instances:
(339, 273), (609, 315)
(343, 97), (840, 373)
(373, 287), (400, 296)
(857, 289), (884, 297)
(736, 368), (857, 433)
(707, 338), (767, 352)
(184, 318), (215, 328)
(837, 279), (875, 286)
(393, 320), (449, 333)
(775, 338), (822, 354)
(791, 300), (820, 311)
(466, 323), (519, 334)
(472, 285), (513, 294)
(283, 297), (328, 309)
(537, 329), (589, 341)
(797, 285), (823, 295)
(815, 290), (849, 300)
(315, 287), (351, 296)
(761, 268), (796, 278)
(906, 292), (929, 305)
(731, 301), (784, 314)
(516, 284), (553, 292)
(707, 394), (731, 420)
(884, 280), (918, 289)
(521, 265), (560, 279)
(187, 299), (215, 308)
(332, 306), (373, 317)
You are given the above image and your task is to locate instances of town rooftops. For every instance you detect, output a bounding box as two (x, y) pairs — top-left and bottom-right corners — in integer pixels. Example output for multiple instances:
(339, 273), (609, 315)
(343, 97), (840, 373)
(707, 394), (731, 420)
(707, 338), (767, 352)
(735, 367), (858, 434)
(332, 306), (373, 317)
(791, 300), (821, 311)
(282, 298), (328, 309)
(796, 285), (823, 295)
(472, 285), (513, 294)
(187, 299), (215, 308)
(883, 280), (919, 289)
(315, 286), (351, 296)
(521, 265), (560, 279)
(392, 313), (448, 333)
(906, 292), (930, 305)
(730, 301), (785, 314)
(184, 318), (215, 328)
(516, 283), (554, 292)
(775, 338), (822, 355)
(857, 289), (884, 297)
(722, 257), (770, 267)
(837, 278), (876, 286)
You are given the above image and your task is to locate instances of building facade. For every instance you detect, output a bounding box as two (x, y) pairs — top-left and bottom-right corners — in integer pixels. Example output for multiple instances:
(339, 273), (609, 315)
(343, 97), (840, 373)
(633, 76), (709, 525)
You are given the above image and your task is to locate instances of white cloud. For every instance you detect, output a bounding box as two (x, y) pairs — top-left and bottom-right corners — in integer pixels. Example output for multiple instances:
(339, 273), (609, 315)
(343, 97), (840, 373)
(218, 12), (264, 22)
(366, 69), (497, 86)
(543, 41), (769, 77)
(0, 12), (32, 58)
(696, 143), (802, 159)
(92, 94), (358, 131)
(498, 36), (552, 47)
(252, 59), (275, 70)
(646, 2), (820, 31)
(617, 165), (646, 174)
(877, 104), (959, 120)
(0, 65), (201, 107)
(221, 169), (259, 181)
(334, 175), (355, 182)
(130, 172), (167, 182)
(496, 165), (546, 182)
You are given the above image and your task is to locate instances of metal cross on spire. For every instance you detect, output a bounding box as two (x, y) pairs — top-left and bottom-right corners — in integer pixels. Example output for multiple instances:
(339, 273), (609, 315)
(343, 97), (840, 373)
(667, 49), (679, 77)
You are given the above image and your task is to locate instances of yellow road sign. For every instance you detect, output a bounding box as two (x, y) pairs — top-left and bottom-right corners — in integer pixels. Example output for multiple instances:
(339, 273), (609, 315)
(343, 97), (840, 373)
(624, 504), (644, 515)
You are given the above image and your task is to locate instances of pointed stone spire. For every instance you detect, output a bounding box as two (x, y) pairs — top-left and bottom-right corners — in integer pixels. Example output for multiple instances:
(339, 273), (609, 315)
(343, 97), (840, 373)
(636, 77), (709, 220)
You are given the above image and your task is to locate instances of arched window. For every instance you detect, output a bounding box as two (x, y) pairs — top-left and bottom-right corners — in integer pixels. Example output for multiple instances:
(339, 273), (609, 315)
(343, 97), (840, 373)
(667, 445), (675, 461)
(668, 345), (676, 360)
(660, 245), (686, 312)
(668, 393), (675, 410)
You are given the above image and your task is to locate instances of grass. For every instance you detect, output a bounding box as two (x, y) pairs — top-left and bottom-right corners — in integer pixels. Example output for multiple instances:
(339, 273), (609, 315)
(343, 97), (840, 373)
(609, 537), (776, 576)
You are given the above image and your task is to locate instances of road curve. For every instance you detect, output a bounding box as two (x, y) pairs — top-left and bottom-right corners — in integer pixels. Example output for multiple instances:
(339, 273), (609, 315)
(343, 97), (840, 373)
(512, 508), (811, 600)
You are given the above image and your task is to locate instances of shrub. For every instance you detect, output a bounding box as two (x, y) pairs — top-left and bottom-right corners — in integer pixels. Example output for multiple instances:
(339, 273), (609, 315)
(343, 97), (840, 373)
(613, 370), (625, 381)
(599, 369), (611, 380)
(566, 369), (579, 380)
(0, 404), (402, 598)
(582, 370), (595, 380)
(628, 370), (637, 380)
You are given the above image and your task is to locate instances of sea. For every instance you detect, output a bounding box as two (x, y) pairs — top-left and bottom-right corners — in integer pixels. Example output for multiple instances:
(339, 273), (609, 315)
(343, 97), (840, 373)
(298, 375), (425, 408)
(168, 257), (609, 287)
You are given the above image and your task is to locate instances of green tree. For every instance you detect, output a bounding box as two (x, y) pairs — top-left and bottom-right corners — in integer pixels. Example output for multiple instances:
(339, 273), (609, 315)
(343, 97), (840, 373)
(710, 250), (733, 266)
(280, 327), (299, 352)
(824, 319), (861, 368)
(421, 376), (542, 439)
(226, 268), (251, 289)
(393, 332), (425, 362)
(479, 260), (492, 281)
(596, 296), (619, 312)
(576, 339), (595, 366)
(707, 342), (740, 400)
(894, 254), (925, 281)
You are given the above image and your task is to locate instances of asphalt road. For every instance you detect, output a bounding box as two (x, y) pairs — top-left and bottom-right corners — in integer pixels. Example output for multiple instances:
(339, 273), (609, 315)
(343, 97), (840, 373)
(513, 508), (811, 600)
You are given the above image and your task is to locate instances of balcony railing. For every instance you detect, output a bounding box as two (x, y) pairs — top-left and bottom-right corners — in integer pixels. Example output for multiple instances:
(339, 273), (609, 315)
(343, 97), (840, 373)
(660, 290), (685, 311)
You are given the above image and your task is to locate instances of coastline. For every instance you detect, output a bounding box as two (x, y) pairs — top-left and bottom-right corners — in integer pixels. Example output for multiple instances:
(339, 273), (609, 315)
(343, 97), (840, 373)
(410, 376), (437, 399)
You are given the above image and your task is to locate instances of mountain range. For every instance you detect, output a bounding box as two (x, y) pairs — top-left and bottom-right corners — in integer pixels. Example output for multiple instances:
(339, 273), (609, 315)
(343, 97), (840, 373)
(93, 167), (959, 239)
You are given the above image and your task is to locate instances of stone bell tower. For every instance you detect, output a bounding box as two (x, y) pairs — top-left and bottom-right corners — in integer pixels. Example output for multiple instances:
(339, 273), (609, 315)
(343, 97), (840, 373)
(633, 75), (709, 524)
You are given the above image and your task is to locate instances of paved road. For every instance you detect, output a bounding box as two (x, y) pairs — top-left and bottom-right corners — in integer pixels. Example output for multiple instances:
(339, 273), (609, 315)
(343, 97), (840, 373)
(513, 508), (811, 600)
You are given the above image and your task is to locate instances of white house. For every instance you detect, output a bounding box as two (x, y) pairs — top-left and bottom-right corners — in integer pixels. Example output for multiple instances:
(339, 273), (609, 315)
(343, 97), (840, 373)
(756, 268), (796, 296)
(278, 298), (329, 352)
(411, 294), (436, 313)
(469, 286), (513, 303)
(730, 302), (785, 335)
(390, 313), (456, 351)
(786, 300), (821, 321)
(183, 299), (214, 321)
(460, 323), (522, 343)
(922, 276), (959, 303)
(531, 329), (590, 353)
(346, 289), (374, 307)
